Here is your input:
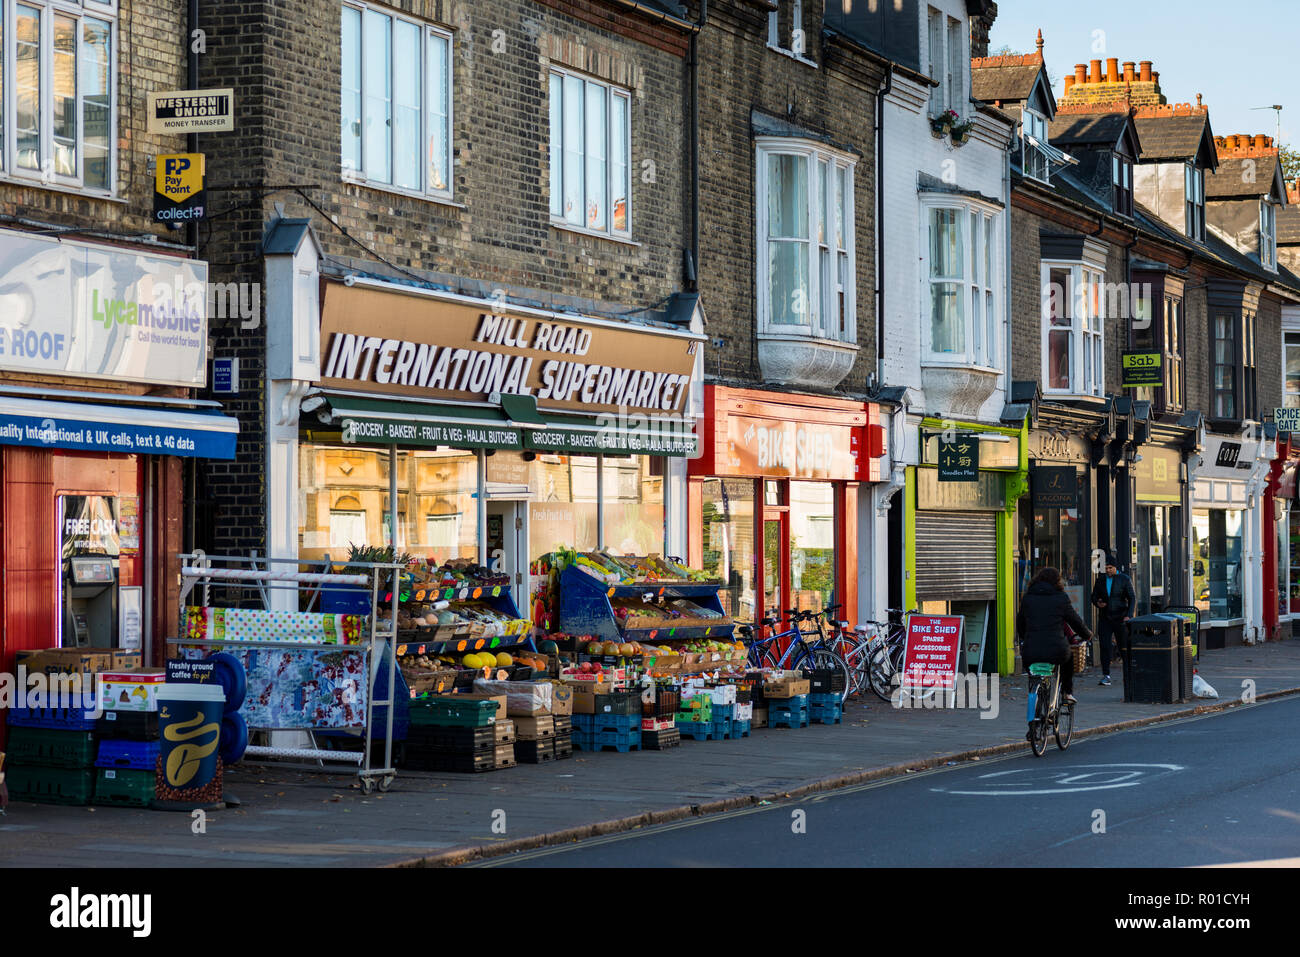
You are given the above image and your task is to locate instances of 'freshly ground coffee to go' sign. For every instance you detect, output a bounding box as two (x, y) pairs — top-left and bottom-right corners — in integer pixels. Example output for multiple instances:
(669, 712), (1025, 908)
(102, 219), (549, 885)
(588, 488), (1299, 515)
(318, 284), (700, 416)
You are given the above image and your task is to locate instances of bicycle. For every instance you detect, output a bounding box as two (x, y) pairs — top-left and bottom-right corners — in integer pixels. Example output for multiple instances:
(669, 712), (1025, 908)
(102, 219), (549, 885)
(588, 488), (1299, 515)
(1026, 660), (1075, 756)
(859, 608), (912, 702)
(740, 607), (853, 703)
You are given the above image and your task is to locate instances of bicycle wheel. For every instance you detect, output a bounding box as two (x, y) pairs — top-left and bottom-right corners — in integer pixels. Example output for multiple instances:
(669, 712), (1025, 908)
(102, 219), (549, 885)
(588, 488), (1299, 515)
(866, 643), (895, 701)
(1029, 694), (1050, 757)
(805, 648), (852, 703)
(1054, 702), (1074, 750)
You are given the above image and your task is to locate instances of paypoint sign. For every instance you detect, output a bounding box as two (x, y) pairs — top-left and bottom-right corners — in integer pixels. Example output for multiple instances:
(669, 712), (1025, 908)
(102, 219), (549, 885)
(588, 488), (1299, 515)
(154, 154), (206, 223)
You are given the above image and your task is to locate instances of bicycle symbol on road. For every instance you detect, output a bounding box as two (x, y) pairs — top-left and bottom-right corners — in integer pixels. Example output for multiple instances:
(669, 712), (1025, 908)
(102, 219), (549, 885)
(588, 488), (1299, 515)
(930, 763), (1185, 796)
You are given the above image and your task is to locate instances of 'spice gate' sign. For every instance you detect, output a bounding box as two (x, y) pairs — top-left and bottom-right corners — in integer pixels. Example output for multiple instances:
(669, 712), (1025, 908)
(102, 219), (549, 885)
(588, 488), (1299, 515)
(901, 614), (965, 691)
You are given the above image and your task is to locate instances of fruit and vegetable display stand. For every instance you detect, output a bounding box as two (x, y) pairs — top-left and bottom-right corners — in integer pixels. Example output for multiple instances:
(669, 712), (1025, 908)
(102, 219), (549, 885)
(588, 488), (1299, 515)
(172, 551), (404, 794)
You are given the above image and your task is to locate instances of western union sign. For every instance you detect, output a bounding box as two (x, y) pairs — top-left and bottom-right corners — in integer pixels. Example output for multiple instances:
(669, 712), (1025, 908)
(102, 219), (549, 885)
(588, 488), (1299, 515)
(154, 154), (206, 222)
(147, 89), (235, 134)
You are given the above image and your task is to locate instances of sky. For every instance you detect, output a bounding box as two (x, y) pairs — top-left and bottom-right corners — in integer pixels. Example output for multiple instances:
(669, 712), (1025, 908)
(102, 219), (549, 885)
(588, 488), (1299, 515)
(989, 0), (1293, 147)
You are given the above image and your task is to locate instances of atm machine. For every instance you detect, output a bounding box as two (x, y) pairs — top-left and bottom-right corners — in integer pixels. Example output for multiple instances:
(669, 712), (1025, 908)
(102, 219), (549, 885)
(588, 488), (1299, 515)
(62, 555), (119, 648)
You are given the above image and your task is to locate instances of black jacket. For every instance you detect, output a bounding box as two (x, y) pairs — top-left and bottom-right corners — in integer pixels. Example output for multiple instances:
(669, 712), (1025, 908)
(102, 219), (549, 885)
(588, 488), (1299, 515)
(1090, 572), (1136, 621)
(1018, 580), (1091, 664)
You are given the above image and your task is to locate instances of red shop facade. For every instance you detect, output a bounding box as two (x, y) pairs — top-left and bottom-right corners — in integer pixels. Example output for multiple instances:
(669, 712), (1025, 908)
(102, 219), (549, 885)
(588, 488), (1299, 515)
(686, 385), (885, 628)
(1264, 433), (1300, 640)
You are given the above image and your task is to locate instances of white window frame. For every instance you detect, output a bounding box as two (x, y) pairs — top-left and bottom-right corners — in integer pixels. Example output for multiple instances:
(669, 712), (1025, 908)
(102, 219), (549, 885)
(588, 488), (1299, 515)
(1283, 329), (1300, 410)
(1041, 259), (1106, 398)
(1261, 199), (1277, 269)
(340, 1), (454, 202)
(1022, 108), (1049, 183)
(920, 194), (1001, 370)
(768, 0), (814, 64)
(755, 136), (857, 344)
(548, 65), (632, 241)
(926, 7), (966, 117)
(1185, 163), (1205, 241)
(1, 0), (117, 194)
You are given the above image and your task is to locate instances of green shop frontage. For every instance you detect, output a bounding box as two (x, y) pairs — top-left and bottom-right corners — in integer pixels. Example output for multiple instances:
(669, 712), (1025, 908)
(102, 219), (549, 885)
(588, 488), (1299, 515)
(293, 281), (703, 596)
(904, 417), (1029, 676)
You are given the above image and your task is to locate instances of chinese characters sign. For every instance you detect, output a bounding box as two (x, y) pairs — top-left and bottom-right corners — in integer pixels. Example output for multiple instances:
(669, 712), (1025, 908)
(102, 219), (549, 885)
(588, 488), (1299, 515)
(937, 434), (979, 482)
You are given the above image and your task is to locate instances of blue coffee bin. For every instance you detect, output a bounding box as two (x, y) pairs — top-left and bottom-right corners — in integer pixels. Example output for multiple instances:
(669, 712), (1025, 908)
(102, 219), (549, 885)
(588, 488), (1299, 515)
(157, 683), (225, 793)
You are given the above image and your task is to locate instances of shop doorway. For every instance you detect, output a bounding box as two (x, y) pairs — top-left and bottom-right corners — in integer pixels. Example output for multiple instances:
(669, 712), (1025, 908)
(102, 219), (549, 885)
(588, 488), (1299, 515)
(1135, 505), (1177, 615)
(486, 500), (528, 589)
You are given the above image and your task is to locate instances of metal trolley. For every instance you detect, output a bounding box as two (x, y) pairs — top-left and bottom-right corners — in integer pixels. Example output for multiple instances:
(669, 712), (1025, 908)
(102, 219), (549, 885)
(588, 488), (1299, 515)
(174, 551), (403, 794)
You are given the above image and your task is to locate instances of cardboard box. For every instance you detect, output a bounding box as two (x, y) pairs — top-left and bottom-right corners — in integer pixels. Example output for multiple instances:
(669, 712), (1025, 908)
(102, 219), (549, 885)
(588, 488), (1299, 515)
(764, 674), (810, 698)
(472, 679), (553, 716)
(753, 706), (768, 729)
(99, 669), (166, 712)
(111, 650), (143, 670)
(709, 685), (737, 706)
(495, 719), (516, 744)
(641, 716), (674, 731)
(494, 743), (516, 768)
(734, 702), (754, 721)
(514, 715), (555, 740)
(17, 648), (114, 677)
(571, 691), (597, 715)
(548, 683), (574, 716)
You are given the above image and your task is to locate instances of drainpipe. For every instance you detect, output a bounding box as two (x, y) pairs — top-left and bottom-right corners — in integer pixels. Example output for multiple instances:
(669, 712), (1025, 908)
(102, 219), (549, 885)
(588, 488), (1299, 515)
(186, 0), (199, 251)
(875, 67), (893, 373)
(686, 1), (708, 291)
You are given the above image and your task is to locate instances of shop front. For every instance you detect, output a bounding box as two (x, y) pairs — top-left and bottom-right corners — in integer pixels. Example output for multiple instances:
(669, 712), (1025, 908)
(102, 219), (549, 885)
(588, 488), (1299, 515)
(907, 418), (1028, 676)
(0, 228), (239, 669)
(1190, 430), (1275, 646)
(1130, 440), (1189, 616)
(685, 386), (885, 627)
(285, 278), (703, 601)
(1264, 432), (1299, 640)
(1018, 414), (1105, 629)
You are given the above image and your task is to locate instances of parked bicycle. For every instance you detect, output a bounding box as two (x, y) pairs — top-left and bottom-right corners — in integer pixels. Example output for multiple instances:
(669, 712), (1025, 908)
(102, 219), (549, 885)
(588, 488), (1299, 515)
(1026, 660), (1074, 756)
(739, 606), (853, 703)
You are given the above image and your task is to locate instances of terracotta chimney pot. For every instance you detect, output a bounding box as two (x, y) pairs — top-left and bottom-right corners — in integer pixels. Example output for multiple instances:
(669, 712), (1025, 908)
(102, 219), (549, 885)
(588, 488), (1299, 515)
(1075, 64), (1087, 86)
(1090, 59), (1103, 83)
(1139, 61), (1153, 82)
(1064, 76), (1075, 94)
(1106, 58), (1119, 82)
(1123, 62), (1136, 82)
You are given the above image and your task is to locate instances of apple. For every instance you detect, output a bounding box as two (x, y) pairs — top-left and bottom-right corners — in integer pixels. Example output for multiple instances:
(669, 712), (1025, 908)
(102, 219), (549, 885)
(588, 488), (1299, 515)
(579, 661), (594, 674)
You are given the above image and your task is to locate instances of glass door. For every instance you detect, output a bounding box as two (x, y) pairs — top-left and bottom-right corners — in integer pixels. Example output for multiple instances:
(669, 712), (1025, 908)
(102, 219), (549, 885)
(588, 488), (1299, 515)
(1135, 505), (1169, 615)
(763, 515), (786, 625)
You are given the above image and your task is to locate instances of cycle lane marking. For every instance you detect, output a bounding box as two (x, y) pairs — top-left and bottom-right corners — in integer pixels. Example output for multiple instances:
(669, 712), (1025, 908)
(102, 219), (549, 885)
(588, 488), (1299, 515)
(930, 763), (1185, 796)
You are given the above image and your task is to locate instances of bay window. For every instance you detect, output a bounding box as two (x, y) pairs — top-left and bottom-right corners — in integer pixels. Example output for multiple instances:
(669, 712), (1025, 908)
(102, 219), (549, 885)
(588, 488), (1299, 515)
(1042, 262), (1104, 397)
(1, 0), (114, 191)
(341, 3), (452, 199)
(1130, 272), (1185, 414)
(1211, 308), (1258, 423)
(756, 138), (856, 343)
(549, 68), (631, 239)
(925, 198), (999, 368)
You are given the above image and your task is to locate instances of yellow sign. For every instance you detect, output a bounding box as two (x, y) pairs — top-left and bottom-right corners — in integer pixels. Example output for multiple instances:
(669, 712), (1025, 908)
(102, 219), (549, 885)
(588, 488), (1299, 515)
(154, 153), (206, 223)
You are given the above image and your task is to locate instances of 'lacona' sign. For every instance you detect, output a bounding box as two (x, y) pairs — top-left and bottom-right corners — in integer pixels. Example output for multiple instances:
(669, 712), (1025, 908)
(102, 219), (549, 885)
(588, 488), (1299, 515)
(318, 283), (700, 416)
(0, 230), (207, 388)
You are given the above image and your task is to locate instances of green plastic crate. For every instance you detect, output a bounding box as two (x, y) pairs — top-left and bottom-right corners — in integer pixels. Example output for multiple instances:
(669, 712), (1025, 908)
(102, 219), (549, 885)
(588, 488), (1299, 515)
(408, 697), (499, 728)
(7, 765), (95, 805)
(7, 727), (97, 768)
(93, 768), (156, 808)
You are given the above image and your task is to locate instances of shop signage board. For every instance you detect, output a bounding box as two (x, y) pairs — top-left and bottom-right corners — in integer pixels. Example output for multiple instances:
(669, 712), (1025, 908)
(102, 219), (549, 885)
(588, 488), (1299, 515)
(341, 416), (523, 450)
(0, 231), (208, 387)
(921, 431), (1018, 470)
(936, 434), (979, 482)
(1134, 447), (1182, 503)
(146, 89), (235, 134)
(317, 283), (701, 418)
(1275, 408), (1300, 433)
(1032, 466), (1077, 506)
(0, 408), (235, 458)
(1121, 351), (1162, 387)
(213, 357), (239, 394)
(917, 468), (1004, 510)
(527, 424), (697, 456)
(154, 153), (206, 223)
(722, 413), (857, 479)
(900, 614), (965, 692)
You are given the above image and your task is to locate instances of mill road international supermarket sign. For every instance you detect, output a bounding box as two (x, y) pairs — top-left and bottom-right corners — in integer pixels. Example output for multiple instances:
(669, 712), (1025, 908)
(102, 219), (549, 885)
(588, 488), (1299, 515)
(0, 231), (207, 388)
(900, 614), (965, 695)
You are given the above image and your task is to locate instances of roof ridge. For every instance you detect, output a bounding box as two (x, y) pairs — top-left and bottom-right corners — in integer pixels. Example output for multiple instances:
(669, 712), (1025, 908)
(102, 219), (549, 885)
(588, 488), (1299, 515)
(971, 52), (1043, 69)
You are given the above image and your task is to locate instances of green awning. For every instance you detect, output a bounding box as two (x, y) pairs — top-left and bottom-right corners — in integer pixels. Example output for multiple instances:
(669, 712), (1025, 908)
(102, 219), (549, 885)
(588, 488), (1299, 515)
(305, 392), (697, 456)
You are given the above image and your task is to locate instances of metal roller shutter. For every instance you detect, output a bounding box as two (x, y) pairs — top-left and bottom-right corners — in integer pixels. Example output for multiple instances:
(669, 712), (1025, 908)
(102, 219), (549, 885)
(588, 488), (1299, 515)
(915, 511), (997, 600)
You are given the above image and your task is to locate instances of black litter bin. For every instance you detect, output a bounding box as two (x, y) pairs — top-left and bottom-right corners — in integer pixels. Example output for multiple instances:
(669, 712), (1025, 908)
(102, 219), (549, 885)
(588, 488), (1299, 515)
(1126, 615), (1180, 704)
(1154, 613), (1195, 702)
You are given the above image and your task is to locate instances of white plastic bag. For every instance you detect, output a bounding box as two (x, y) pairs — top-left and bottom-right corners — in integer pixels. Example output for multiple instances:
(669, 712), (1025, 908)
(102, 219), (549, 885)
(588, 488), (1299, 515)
(1192, 673), (1218, 699)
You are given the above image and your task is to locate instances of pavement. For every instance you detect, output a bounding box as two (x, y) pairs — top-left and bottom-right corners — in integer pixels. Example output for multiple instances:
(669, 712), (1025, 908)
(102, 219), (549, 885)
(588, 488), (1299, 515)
(2, 638), (1298, 867)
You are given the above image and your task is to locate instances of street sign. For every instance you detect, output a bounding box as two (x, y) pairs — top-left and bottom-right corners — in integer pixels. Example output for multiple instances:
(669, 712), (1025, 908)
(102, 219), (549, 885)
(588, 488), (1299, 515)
(900, 614), (964, 693)
(937, 434), (979, 482)
(154, 153), (206, 223)
(1122, 351), (1162, 387)
(147, 89), (235, 134)
(1276, 408), (1300, 433)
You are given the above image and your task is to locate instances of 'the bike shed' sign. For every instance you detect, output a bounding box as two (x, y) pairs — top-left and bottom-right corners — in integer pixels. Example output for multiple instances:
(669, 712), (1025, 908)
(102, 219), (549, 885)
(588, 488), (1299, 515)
(900, 614), (965, 693)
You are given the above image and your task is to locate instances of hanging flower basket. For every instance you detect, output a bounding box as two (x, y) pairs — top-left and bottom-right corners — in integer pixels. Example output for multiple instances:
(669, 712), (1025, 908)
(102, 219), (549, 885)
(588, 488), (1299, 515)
(930, 110), (959, 138)
(948, 121), (974, 147)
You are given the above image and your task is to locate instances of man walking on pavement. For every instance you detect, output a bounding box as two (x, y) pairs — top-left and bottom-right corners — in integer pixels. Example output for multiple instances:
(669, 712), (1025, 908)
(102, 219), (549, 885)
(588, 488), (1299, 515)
(1090, 551), (1135, 686)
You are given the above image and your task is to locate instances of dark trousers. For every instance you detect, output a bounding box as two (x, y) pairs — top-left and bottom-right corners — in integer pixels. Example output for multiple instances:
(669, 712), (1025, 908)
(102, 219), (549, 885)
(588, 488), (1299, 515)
(1097, 617), (1127, 678)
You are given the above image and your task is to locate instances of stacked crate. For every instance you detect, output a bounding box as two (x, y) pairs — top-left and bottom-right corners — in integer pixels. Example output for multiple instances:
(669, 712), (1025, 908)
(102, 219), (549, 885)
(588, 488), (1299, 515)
(405, 698), (514, 771)
(553, 714), (574, 760)
(573, 691), (643, 752)
(808, 693), (843, 725)
(514, 715), (556, 763)
(642, 685), (679, 749)
(6, 698), (99, 806)
(764, 672), (811, 729)
(94, 670), (165, 807)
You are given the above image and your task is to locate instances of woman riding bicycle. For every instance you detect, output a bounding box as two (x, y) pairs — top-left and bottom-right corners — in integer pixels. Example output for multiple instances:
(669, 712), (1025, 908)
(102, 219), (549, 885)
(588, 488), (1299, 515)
(1017, 566), (1091, 707)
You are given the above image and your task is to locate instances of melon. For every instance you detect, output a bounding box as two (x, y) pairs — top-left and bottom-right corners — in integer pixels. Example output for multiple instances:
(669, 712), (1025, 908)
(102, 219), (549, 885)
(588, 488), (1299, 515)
(495, 652), (514, 667)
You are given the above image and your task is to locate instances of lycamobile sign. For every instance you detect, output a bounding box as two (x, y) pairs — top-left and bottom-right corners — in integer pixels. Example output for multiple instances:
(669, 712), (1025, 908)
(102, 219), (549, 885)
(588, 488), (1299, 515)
(0, 230), (208, 388)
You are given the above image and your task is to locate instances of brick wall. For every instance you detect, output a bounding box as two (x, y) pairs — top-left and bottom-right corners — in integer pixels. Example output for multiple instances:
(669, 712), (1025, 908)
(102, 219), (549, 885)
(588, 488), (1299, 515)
(195, 0), (693, 554)
(695, 0), (886, 389)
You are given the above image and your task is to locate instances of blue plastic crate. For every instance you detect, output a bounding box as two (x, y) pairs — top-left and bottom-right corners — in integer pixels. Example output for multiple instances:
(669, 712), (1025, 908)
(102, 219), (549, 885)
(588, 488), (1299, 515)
(809, 693), (841, 708)
(9, 697), (101, 732)
(571, 712), (639, 733)
(769, 707), (809, 729)
(810, 707), (843, 725)
(678, 722), (725, 741)
(731, 718), (751, 738)
(769, 693), (808, 711)
(572, 728), (641, 752)
(711, 703), (734, 722)
(96, 739), (161, 771)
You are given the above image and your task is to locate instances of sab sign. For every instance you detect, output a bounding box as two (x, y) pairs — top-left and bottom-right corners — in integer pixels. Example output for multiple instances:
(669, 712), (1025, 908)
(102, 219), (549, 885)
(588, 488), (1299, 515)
(1122, 351), (1162, 387)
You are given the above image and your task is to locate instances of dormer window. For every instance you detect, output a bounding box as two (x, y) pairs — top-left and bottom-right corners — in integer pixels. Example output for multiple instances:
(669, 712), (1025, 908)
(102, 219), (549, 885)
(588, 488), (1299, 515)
(926, 6), (965, 116)
(1261, 200), (1277, 268)
(1023, 109), (1049, 183)
(1112, 152), (1133, 216)
(1185, 165), (1205, 241)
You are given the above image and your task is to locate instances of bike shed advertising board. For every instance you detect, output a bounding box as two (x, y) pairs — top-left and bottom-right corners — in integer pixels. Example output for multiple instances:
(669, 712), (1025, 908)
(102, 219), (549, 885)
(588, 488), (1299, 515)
(900, 614), (965, 694)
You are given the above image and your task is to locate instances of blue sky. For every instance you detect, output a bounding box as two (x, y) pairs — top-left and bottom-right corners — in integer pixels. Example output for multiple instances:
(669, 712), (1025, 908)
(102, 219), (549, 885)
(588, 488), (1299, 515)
(989, 1), (1293, 146)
